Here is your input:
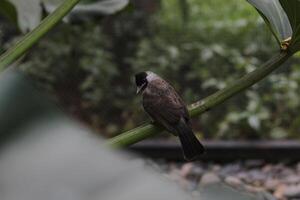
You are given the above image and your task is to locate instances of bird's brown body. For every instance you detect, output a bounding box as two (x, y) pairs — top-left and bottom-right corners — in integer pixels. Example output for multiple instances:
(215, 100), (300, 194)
(135, 72), (205, 161)
(142, 78), (190, 135)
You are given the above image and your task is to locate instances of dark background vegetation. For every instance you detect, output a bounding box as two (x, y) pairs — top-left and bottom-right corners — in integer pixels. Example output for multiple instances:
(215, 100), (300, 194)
(1, 0), (300, 140)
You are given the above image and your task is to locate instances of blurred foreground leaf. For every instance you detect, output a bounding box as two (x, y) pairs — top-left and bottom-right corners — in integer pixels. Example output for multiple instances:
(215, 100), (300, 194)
(0, 69), (58, 146)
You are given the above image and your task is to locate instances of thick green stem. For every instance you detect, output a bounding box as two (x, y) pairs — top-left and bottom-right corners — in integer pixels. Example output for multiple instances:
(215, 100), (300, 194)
(0, 0), (81, 72)
(107, 51), (292, 148)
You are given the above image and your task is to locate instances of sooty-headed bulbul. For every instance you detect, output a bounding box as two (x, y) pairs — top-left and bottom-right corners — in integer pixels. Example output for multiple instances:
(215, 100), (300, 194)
(135, 71), (205, 161)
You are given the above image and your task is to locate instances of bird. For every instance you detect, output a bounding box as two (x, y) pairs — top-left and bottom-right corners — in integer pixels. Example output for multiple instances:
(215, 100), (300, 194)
(135, 71), (205, 161)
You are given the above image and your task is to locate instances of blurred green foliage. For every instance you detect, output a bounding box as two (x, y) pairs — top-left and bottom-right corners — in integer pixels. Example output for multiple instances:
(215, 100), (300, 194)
(2, 0), (300, 139)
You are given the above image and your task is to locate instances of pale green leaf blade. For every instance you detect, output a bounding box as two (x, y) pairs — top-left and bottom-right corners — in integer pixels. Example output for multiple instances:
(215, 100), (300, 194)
(247, 0), (292, 43)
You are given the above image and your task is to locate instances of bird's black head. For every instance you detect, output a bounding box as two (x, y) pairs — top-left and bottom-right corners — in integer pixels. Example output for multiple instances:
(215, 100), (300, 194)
(135, 72), (147, 87)
(135, 71), (148, 94)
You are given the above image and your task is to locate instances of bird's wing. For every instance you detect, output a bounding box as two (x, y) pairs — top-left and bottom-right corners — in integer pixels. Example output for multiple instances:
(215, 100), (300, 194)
(143, 81), (189, 134)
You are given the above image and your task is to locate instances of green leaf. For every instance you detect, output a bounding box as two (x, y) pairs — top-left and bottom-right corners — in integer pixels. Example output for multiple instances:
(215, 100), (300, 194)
(0, 0), (18, 25)
(247, 0), (292, 47)
(279, 0), (300, 52)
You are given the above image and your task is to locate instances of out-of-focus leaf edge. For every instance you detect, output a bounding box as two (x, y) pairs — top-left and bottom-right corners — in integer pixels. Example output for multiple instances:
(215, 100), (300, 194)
(0, 0), (18, 26)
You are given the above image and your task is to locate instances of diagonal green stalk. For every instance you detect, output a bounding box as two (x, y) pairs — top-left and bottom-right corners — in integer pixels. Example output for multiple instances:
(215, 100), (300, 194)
(0, 0), (81, 72)
(107, 50), (292, 148)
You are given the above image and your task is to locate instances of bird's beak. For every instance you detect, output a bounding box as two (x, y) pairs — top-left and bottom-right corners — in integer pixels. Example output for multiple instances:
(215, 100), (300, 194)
(136, 86), (142, 94)
(136, 83), (146, 94)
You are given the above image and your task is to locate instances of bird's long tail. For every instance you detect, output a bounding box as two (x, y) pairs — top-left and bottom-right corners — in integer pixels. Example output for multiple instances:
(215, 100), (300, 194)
(176, 119), (205, 161)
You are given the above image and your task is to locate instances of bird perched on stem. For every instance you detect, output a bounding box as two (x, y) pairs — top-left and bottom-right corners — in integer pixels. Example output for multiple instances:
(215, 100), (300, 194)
(135, 71), (205, 161)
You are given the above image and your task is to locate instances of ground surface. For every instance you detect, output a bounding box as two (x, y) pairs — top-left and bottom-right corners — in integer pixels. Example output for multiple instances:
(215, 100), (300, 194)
(151, 160), (300, 200)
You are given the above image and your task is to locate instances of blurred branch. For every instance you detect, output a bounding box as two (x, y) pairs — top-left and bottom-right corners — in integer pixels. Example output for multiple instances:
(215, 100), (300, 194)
(178, 0), (189, 26)
(107, 50), (292, 148)
(0, 0), (81, 72)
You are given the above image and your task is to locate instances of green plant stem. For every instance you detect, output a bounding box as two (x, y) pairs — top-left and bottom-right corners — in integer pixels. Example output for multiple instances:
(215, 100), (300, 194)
(0, 0), (81, 72)
(107, 51), (292, 148)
